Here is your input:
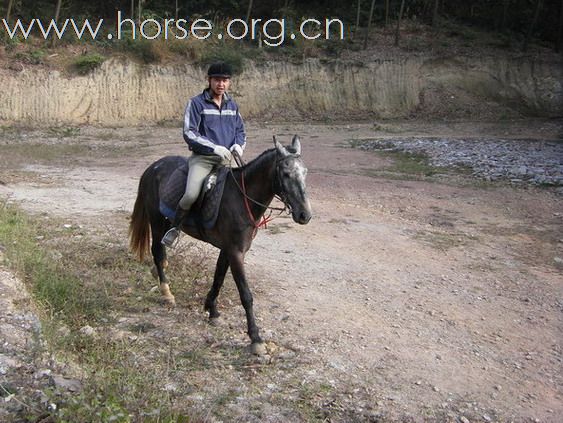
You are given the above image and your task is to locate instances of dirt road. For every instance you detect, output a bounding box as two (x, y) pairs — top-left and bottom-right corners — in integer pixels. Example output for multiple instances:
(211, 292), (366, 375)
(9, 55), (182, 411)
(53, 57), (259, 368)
(1, 120), (562, 421)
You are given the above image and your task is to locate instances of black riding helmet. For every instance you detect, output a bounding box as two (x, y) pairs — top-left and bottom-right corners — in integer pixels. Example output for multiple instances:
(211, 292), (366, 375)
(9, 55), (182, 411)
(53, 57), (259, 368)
(207, 62), (232, 78)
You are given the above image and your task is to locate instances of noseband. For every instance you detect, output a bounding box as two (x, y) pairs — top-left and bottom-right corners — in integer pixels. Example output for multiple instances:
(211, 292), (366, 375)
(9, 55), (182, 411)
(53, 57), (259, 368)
(273, 155), (300, 214)
(229, 153), (298, 218)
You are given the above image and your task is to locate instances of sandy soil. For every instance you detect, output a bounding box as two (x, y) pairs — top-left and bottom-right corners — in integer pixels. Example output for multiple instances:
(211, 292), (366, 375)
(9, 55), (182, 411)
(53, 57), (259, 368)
(1, 120), (562, 422)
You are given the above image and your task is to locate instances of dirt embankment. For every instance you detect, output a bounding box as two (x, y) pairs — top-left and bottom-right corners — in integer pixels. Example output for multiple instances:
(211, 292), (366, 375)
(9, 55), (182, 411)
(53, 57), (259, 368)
(0, 55), (561, 126)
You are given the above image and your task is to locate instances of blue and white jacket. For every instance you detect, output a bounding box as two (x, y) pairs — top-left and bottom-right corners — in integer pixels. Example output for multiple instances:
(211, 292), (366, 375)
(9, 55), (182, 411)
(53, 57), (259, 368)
(183, 89), (246, 155)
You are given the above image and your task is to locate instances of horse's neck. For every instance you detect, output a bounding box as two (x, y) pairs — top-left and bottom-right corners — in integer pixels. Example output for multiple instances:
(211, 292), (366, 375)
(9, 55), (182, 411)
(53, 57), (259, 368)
(238, 150), (276, 208)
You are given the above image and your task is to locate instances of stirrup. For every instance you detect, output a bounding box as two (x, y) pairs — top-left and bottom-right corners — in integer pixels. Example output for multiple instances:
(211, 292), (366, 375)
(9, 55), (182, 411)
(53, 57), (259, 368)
(161, 227), (181, 248)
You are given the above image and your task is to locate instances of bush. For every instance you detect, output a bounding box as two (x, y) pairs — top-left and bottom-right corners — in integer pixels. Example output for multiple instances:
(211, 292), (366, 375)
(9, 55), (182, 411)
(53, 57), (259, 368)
(115, 30), (162, 64)
(199, 42), (246, 75)
(72, 53), (105, 75)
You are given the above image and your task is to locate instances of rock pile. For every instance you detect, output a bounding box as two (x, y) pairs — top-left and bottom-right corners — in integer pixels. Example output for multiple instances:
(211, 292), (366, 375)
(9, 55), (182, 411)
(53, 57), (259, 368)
(358, 137), (563, 186)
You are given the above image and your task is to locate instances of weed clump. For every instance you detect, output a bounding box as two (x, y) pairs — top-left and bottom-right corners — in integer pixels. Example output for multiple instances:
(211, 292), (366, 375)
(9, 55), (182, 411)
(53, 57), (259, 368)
(72, 53), (106, 74)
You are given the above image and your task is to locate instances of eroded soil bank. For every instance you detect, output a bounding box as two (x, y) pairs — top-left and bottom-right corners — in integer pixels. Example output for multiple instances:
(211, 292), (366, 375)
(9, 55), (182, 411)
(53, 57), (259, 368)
(0, 55), (561, 126)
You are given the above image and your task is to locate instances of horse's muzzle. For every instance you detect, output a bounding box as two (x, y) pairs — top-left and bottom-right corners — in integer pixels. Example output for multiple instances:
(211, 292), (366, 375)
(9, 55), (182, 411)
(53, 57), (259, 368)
(294, 209), (312, 225)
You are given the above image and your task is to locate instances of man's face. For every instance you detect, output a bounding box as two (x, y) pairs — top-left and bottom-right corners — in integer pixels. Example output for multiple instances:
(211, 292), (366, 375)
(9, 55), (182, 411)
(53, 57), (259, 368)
(209, 77), (231, 97)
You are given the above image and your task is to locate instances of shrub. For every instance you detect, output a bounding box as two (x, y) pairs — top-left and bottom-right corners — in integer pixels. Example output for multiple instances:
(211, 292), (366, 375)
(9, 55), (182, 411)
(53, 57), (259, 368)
(199, 42), (246, 75)
(72, 53), (105, 75)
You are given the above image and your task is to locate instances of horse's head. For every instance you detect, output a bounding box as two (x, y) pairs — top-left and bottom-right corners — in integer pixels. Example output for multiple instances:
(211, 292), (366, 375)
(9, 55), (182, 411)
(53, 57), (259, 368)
(273, 135), (312, 225)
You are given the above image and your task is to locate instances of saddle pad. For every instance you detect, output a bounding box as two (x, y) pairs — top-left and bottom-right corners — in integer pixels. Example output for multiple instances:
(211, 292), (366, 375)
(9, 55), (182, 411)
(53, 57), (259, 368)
(159, 158), (229, 229)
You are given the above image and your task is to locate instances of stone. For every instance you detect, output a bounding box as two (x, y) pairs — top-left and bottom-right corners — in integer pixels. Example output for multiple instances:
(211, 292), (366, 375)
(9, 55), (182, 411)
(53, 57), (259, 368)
(51, 375), (82, 392)
(79, 325), (96, 337)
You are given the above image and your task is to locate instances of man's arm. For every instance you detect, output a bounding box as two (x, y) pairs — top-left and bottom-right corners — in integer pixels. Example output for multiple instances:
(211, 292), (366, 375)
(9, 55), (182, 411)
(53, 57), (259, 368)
(183, 100), (216, 155)
(233, 108), (246, 151)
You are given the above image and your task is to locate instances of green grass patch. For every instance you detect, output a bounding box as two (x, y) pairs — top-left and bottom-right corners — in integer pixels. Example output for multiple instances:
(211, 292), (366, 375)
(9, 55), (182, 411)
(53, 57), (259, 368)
(71, 53), (106, 75)
(381, 150), (442, 176)
(0, 203), (211, 420)
(347, 139), (474, 182)
(357, 150), (450, 181)
(0, 204), (109, 327)
(47, 126), (81, 138)
(118, 35), (162, 64)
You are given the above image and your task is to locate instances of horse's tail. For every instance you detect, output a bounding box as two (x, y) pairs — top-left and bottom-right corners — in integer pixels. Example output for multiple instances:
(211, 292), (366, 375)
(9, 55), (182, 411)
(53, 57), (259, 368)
(129, 172), (151, 262)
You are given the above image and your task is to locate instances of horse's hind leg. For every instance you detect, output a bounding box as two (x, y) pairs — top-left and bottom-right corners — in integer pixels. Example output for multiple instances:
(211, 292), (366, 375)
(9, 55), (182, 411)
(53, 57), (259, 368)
(151, 221), (176, 306)
(204, 250), (229, 323)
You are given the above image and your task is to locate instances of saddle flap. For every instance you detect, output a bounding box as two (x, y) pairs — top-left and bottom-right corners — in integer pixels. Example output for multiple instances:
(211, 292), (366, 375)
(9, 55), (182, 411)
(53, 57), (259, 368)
(196, 166), (229, 226)
(159, 160), (229, 229)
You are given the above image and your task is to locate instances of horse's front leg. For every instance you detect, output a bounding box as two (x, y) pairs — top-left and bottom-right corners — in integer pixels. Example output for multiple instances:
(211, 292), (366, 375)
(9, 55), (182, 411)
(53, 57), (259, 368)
(229, 250), (266, 355)
(204, 249), (229, 323)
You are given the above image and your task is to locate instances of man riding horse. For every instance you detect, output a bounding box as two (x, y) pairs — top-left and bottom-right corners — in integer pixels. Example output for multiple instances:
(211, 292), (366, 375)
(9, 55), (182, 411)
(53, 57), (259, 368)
(162, 62), (246, 247)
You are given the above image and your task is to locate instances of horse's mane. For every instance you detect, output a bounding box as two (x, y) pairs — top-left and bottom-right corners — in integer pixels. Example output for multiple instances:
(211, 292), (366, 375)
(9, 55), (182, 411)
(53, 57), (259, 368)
(234, 144), (299, 173)
(234, 148), (276, 173)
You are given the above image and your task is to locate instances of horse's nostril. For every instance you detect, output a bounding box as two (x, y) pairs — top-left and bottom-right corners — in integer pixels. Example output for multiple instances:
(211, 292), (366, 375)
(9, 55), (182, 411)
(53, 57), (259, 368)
(299, 211), (311, 223)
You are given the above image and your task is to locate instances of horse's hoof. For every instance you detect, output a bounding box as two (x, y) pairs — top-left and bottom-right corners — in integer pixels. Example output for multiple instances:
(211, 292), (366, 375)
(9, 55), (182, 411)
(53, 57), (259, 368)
(209, 317), (221, 327)
(161, 295), (176, 307)
(250, 342), (267, 356)
(159, 283), (175, 307)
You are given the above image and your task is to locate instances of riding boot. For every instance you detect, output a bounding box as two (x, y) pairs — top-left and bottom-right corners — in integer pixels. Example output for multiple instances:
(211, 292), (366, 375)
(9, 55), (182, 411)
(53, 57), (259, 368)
(161, 207), (188, 248)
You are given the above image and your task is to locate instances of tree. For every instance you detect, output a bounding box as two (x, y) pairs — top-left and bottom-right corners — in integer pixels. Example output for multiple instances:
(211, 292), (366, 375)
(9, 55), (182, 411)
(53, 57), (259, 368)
(6, 0), (15, 21)
(523, 0), (543, 51)
(558, 0), (563, 52)
(432, 0), (439, 27)
(363, 0), (375, 50)
(51, 0), (63, 47)
(501, 0), (510, 31)
(137, 0), (143, 25)
(394, 0), (406, 47)
(351, 0), (361, 40)
(245, 0), (253, 23)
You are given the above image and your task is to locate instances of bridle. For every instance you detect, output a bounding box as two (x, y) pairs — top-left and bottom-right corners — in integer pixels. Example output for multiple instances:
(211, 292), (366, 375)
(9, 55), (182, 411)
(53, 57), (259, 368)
(228, 151), (296, 233)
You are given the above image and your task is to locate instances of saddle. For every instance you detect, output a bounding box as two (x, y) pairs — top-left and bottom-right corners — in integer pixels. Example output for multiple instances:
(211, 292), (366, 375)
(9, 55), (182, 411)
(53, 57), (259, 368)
(159, 157), (229, 229)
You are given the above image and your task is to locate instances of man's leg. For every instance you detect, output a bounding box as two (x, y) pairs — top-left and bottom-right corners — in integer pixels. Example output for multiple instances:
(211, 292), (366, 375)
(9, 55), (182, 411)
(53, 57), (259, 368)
(162, 154), (221, 247)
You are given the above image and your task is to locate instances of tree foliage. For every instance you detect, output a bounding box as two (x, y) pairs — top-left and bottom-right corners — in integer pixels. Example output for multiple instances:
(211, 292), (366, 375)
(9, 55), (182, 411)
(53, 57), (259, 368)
(2, 0), (562, 48)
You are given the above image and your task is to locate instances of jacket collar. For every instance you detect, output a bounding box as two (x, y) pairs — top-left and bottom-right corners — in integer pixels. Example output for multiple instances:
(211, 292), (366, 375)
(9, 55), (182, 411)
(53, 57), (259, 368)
(203, 88), (231, 105)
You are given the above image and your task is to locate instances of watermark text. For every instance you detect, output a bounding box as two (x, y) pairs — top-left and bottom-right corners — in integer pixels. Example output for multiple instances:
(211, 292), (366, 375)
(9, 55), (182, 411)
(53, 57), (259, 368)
(2, 12), (345, 47)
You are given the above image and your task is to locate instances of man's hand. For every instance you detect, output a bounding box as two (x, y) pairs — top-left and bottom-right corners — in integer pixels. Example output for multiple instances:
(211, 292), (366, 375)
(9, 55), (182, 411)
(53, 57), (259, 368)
(230, 144), (244, 158)
(213, 145), (232, 162)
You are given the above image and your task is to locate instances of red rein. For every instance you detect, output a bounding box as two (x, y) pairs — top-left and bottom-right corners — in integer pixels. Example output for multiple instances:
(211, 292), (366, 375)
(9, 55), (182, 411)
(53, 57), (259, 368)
(240, 172), (274, 237)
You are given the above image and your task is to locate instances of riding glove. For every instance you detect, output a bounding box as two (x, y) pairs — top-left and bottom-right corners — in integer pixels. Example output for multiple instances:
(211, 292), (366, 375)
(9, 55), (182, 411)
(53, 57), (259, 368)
(213, 145), (232, 162)
(230, 143), (244, 158)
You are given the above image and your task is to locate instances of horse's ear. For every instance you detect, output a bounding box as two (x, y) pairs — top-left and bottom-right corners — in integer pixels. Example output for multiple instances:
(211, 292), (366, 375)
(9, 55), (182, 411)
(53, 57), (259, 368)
(291, 135), (301, 156)
(274, 136), (289, 157)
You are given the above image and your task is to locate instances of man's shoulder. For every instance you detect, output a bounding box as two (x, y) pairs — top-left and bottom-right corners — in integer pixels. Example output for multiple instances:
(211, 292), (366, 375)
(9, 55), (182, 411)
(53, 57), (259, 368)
(224, 94), (239, 110)
(186, 91), (209, 112)
(190, 90), (208, 103)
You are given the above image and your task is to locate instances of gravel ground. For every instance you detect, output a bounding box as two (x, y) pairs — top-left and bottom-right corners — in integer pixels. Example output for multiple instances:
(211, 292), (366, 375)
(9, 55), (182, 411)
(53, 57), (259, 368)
(1, 122), (562, 422)
(356, 137), (563, 187)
